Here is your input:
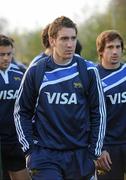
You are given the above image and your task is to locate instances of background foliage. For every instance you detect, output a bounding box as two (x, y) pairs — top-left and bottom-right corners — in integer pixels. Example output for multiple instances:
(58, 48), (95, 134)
(0, 0), (126, 65)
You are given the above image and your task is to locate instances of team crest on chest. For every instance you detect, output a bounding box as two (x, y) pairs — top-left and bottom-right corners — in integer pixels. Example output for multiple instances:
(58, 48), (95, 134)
(14, 76), (21, 81)
(73, 82), (83, 88)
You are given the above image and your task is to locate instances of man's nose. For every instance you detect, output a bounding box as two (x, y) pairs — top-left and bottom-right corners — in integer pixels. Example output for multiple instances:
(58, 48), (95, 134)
(67, 39), (74, 47)
(113, 47), (118, 54)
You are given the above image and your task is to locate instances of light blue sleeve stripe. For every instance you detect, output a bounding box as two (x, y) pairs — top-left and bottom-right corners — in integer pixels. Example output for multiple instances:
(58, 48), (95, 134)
(89, 67), (106, 156)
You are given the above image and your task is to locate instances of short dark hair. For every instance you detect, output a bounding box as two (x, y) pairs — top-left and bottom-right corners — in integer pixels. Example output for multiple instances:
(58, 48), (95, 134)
(75, 40), (82, 55)
(96, 30), (124, 60)
(48, 16), (77, 39)
(0, 34), (14, 47)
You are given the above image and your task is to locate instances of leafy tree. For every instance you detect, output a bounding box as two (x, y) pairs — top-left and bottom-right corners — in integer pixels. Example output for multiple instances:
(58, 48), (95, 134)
(78, 0), (126, 62)
(5, 0), (126, 64)
(11, 29), (43, 65)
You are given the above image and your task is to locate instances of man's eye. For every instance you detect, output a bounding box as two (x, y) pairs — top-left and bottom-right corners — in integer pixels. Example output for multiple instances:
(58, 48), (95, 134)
(62, 37), (68, 40)
(0, 52), (12, 56)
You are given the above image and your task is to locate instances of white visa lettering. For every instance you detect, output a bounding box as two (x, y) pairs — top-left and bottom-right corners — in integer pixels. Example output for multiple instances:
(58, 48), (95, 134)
(45, 92), (77, 104)
(56, 93), (61, 104)
(121, 92), (126, 103)
(7, 90), (14, 99)
(107, 92), (126, 104)
(13, 90), (19, 99)
(3, 90), (7, 99)
(45, 92), (56, 103)
(68, 93), (77, 104)
(0, 90), (19, 100)
(0, 91), (4, 99)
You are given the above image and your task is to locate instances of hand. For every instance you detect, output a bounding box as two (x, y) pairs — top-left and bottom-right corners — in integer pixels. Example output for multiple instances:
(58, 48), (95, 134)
(95, 150), (112, 173)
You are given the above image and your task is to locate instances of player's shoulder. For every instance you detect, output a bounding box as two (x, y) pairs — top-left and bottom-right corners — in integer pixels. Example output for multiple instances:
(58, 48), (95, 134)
(27, 56), (50, 78)
(84, 59), (96, 69)
(11, 59), (27, 73)
(30, 52), (48, 66)
(73, 55), (96, 69)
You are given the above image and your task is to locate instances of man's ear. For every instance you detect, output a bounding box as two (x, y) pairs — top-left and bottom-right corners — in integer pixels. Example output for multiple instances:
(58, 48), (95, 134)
(99, 52), (103, 56)
(99, 52), (103, 58)
(49, 37), (55, 48)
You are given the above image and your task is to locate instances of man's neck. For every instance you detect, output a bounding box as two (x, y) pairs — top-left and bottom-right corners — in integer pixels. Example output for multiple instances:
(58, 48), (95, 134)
(101, 62), (121, 70)
(53, 55), (72, 65)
